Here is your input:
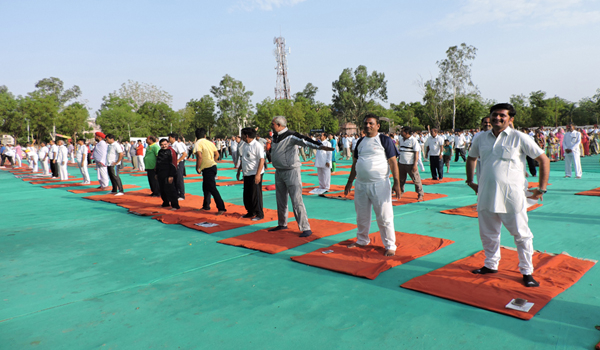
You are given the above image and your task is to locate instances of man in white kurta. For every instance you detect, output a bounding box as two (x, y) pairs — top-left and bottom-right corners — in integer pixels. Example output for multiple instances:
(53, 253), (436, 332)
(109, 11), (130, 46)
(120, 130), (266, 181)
(93, 132), (110, 188)
(345, 114), (401, 256)
(563, 123), (582, 178)
(314, 133), (332, 191)
(38, 142), (49, 176)
(49, 140), (59, 178)
(57, 140), (69, 180)
(76, 139), (91, 184)
(466, 103), (549, 287)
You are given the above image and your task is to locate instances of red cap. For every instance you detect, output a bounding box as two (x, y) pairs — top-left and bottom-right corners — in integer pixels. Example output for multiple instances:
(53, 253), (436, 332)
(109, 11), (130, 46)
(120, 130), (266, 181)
(95, 132), (106, 138)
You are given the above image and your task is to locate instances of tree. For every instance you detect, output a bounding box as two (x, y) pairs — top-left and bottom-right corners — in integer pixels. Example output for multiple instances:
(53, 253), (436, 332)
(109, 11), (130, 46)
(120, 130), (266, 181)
(57, 102), (91, 141)
(294, 83), (318, 105)
(114, 80), (173, 112)
(137, 102), (179, 137)
(436, 43), (478, 130)
(174, 107), (196, 141)
(0, 88), (24, 141)
(210, 75), (254, 136)
(509, 94), (532, 128)
(95, 94), (146, 140)
(420, 78), (450, 129)
(34, 77), (82, 110)
(331, 65), (387, 125)
(391, 101), (425, 130)
(19, 92), (60, 142)
(187, 95), (217, 137)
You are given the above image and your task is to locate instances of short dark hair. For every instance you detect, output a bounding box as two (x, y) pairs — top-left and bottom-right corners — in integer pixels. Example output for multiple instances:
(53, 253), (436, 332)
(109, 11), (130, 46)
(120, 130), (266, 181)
(401, 126), (412, 134)
(195, 128), (207, 139)
(241, 127), (256, 139)
(159, 138), (168, 145)
(105, 134), (115, 140)
(490, 103), (516, 117)
(77, 138), (85, 143)
(363, 113), (380, 124)
(148, 135), (157, 142)
(481, 116), (490, 123)
(168, 133), (178, 140)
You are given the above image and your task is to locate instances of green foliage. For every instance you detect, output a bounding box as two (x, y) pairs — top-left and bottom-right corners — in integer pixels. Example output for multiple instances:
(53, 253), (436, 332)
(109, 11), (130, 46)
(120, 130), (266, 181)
(186, 95), (217, 137)
(20, 92), (60, 142)
(114, 80), (172, 112)
(391, 102), (425, 130)
(332, 65), (387, 125)
(137, 101), (178, 137)
(57, 102), (91, 140)
(210, 75), (253, 136)
(34, 77), (82, 110)
(95, 94), (146, 140)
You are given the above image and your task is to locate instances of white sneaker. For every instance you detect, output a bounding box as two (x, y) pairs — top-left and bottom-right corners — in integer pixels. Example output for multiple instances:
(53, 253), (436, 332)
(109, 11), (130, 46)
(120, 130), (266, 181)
(115, 192), (124, 196)
(178, 197), (185, 201)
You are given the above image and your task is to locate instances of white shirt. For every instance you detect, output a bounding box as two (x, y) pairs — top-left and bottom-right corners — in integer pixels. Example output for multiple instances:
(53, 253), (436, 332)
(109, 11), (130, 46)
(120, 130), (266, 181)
(106, 142), (124, 165)
(240, 139), (265, 176)
(172, 141), (187, 159)
(4, 146), (15, 157)
(129, 143), (137, 157)
(355, 136), (394, 183)
(351, 137), (358, 151)
(455, 134), (466, 149)
(93, 141), (108, 165)
(38, 146), (48, 160)
(76, 144), (88, 162)
(57, 145), (68, 163)
(469, 127), (544, 213)
(425, 135), (444, 157)
(314, 140), (332, 168)
(49, 144), (58, 160)
(342, 137), (350, 148)
(231, 140), (238, 152)
(563, 131), (581, 152)
(398, 136), (420, 165)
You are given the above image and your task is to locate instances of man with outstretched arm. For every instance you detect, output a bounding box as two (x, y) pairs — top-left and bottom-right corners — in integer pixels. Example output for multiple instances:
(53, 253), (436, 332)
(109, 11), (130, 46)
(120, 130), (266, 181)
(465, 103), (549, 288)
(344, 114), (401, 257)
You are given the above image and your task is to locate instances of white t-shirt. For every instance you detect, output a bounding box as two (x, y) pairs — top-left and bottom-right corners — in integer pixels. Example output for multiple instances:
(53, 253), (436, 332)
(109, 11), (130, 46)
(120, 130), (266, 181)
(57, 145), (68, 163)
(397, 136), (420, 165)
(76, 144), (88, 162)
(106, 142), (124, 165)
(172, 141), (188, 159)
(314, 139), (332, 168)
(355, 135), (398, 183)
(93, 141), (108, 165)
(38, 146), (48, 160)
(351, 137), (358, 151)
(469, 127), (544, 213)
(425, 135), (444, 157)
(49, 144), (58, 160)
(240, 139), (265, 176)
(455, 134), (466, 149)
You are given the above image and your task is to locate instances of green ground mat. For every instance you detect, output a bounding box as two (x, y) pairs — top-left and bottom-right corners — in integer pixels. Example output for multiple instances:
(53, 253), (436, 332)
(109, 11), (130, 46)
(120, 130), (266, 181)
(1, 156), (600, 349)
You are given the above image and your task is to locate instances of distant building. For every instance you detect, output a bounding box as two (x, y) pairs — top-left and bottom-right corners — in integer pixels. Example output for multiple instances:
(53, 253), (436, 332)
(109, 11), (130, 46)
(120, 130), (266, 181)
(340, 122), (358, 135)
(2, 135), (15, 145)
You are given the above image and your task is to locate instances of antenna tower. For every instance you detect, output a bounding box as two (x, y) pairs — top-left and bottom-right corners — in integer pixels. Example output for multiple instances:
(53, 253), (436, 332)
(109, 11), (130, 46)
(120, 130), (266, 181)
(273, 36), (291, 100)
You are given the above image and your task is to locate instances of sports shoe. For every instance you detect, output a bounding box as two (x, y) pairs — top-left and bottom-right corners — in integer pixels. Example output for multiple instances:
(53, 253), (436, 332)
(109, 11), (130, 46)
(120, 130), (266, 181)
(251, 216), (264, 221)
(115, 192), (124, 196)
(178, 197), (185, 201)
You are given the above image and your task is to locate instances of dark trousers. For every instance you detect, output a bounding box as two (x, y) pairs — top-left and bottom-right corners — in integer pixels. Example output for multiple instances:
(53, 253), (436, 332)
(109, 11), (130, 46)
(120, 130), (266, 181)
(176, 161), (185, 199)
(201, 165), (226, 211)
(526, 156), (537, 176)
(107, 166), (124, 193)
(243, 175), (264, 218)
(454, 148), (466, 162)
(146, 169), (160, 196)
(158, 174), (180, 209)
(50, 160), (59, 177)
(429, 156), (444, 180)
(1, 155), (12, 166)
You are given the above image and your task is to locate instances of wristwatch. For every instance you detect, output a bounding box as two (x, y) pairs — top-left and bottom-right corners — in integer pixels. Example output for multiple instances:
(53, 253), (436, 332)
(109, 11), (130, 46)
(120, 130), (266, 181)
(538, 189), (547, 194)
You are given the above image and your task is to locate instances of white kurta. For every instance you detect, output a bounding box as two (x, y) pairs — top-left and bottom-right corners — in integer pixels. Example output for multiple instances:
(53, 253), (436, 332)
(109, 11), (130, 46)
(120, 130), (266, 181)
(563, 131), (582, 177)
(314, 140), (331, 190)
(57, 145), (69, 180)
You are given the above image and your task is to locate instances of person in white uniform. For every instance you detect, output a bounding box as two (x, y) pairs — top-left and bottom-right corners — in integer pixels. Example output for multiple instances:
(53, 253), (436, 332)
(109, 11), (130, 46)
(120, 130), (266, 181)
(38, 142), (50, 175)
(314, 133), (332, 191)
(76, 138), (91, 184)
(93, 132), (110, 188)
(105, 134), (124, 195)
(563, 123), (582, 178)
(169, 133), (188, 200)
(26, 143), (39, 172)
(466, 103), (549, 287)
(344, 114), (401, 257)
(56, 139), (69, 180)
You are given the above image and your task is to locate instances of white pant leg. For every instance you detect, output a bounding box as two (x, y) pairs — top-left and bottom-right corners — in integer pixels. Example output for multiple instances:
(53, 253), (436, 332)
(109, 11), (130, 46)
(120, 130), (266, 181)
(354, 182), (373, 246)
(16, 155), (21, 167)
(564, 153), (574, 176)
(40, 159), (48, 175)
(96, 165), (109, 187)
(59, 163), (68, 180)
(79, 160), (90, 183)
(369, 180), (396, 250)
(573, 151), (582, 177)
(137, 156), (145, 171)
(317, 167), (330, 190)
(417, 157), (425, 172)
(32, 156), (38, 172)
(477, 210), (503, 271)
(498, 209), (534, 275)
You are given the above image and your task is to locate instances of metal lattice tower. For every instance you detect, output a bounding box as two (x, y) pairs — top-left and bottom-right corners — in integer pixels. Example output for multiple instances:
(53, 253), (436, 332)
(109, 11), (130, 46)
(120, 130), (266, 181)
(273, 36), (291, 100)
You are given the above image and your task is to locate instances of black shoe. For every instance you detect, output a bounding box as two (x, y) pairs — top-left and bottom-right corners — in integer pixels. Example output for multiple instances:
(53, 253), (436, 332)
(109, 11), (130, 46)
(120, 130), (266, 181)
(268, 226), (287, 231)
(161, 203), (170, 207)
(300, 230), (312, 237)
(472, 266), (498, 274)
(251, 216), (264, 221)
(241, 213), (254, 219)
(523, 275), (540, 287)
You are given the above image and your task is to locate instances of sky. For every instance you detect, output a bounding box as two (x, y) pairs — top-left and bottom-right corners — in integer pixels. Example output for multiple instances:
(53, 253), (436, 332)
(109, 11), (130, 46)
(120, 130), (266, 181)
(1, 0), (600, 116)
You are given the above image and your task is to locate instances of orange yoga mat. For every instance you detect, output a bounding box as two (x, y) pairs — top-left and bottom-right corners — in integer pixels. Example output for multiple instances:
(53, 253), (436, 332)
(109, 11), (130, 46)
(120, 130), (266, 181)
(323, 191), (447, 205)
(262, 183), (313, 192)
(42, 181), (100, 189)
(401, 248), (596, 320)
(218, 219), (357, 254)
(407, 177), (464, 185)
(217, 180), (271, 186)
(22, 176), (75, 182)
(184, 176), (233, 184)
(29, 178), (83, 185)
(266, 169), (315, 174)
(576, 187), (600, 196)
(291, 231), (454, 280)
(441, 203), (543, 218)
(337, 165), (353, 168)
(302, 184), (351, 195)
(68, 185), (140, 194)
(308, 171), (351, 176)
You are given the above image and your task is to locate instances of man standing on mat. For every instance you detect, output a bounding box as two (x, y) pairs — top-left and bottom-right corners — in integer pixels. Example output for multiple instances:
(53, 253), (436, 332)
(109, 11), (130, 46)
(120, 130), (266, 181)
(269, 116), (332, 237)
(397, 126), (424, 201)
(169, 133), (187, 200)
(563, 123), (582, 178)
(76, 138), (90, 184)
(236, 127), (265, 221)
(57, 139), (69, 180)
(105, 134), (125, 195)
(156, 138), (180, 209)
(466, 103), (549, 288)
(93, 132), (110, 188)
(49, 139), (59, 178)
(144, 135), (161, 197)
(194, 128), (226, 215)
(314, 133), (332, 191)
(425, 128), (444, 180)
(344, 114), (401, 257)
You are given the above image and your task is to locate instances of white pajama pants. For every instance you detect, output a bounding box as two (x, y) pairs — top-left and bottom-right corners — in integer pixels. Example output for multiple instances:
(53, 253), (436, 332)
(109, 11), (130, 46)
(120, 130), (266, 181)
(317, 167), (331, 190)
(417, 157), (425, 172)
(31, 156), (38, 172)
(478, 208), (534, 275)
(41, 159), (49, 175)
(59, 162), (69, 180)
(354, 179), (396, 251)
(564, 151), (582, 177)
(16, 155), (21, 167)
(79, 160), (90, 183)
(137, 156), (145, 171)
(96, 165), (109, 187)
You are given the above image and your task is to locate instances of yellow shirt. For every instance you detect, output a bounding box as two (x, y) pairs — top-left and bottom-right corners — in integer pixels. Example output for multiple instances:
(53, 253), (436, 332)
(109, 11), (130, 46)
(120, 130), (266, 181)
(193, 138), (218, 171)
